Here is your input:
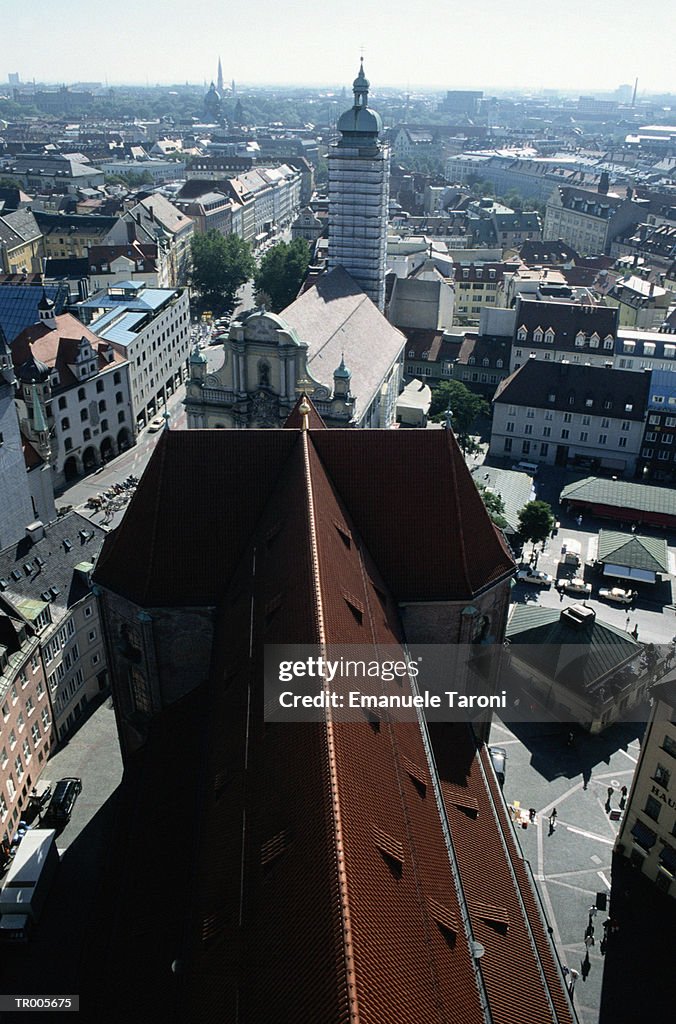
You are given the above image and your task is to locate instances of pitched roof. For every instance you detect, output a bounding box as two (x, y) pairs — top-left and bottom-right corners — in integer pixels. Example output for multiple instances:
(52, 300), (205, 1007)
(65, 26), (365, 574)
(10, 313), (126, 388)
(0, 281), (69, 343)
(560, 476), (676, 516)
(494, 359), (649, 421)
(85, 418), (569, 1024)
(94, 425), (514, 609)
(281, 266), (406, 418)
(515, 297), (618, 345)
(596, 530), (669, 573)
(506, 604), (640, 692)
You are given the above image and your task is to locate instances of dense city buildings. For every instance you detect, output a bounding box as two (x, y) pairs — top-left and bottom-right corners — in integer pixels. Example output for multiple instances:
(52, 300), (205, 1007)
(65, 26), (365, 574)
(0, 42), (675, 1020)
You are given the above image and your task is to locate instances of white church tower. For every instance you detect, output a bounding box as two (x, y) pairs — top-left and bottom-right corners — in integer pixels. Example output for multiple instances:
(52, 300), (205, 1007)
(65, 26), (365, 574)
(328, 61), (389, 311)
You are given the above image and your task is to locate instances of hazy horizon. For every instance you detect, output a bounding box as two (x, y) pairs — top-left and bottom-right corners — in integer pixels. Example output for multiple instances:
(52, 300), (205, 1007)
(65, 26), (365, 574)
(3, 0), (675, 95)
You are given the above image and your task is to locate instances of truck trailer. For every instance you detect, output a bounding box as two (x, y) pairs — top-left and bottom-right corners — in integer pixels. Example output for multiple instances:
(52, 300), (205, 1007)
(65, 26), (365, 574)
(0, 829), (59, 942)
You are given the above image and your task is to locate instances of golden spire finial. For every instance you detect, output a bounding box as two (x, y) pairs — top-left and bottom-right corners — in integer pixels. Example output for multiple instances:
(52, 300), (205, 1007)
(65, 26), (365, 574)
(299, 396), (311, 431)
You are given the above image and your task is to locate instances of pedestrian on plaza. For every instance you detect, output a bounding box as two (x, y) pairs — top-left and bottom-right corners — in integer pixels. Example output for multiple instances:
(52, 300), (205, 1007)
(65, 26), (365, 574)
(559, 586), (565, 602)
(529, 807), (536, 823)
(607, 786), (614, 802)
(581, 954), (591, 981)
(585, 923), (594, 941)
(584, 932), (594, 949)
(600, 936), (607, 956)
(588, 905), (598, 919)
(621, 785), (627, 798)
(569, 968), (579, 996)
(549, 808), (557, 834)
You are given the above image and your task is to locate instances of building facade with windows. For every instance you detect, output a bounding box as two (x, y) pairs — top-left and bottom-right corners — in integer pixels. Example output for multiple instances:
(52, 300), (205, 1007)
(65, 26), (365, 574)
(615, 697), (676, 897)
(613, 329), (676, 374)
(77, 280), (190, 432)
(638, 370), (676, 481)
(0, 607), (52, 848)
(11, 295), (134, 487)
(491, 360), (650, 475)
(0, 513), (107, 756)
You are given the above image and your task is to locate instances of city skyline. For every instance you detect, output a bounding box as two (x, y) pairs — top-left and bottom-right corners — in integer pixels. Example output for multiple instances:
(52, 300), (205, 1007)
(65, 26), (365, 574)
(2, 0), (675, 95)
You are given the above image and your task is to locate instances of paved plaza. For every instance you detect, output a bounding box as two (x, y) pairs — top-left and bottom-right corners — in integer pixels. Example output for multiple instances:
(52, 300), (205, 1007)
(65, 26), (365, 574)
(491, 714), (645, 1024)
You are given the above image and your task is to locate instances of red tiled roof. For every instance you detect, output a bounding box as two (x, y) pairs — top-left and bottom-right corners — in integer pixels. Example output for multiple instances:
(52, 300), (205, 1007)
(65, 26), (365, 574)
(11, 313), (126, 387)
(85, 417), (570, 1024)
(94, 426), (514, 607)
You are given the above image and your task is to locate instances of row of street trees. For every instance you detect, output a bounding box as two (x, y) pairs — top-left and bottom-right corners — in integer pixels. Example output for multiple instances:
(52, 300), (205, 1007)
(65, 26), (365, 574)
(189, 231), (310, 313)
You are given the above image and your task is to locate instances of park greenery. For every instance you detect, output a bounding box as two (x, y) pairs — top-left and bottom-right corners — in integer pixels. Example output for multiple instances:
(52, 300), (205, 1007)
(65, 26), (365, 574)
(190, 230), (255, 307)
(254, 239), (310, 312)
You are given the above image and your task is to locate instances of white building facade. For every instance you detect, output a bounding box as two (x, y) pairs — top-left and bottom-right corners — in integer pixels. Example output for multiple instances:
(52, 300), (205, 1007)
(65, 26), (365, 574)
(77, 282), (191, 430)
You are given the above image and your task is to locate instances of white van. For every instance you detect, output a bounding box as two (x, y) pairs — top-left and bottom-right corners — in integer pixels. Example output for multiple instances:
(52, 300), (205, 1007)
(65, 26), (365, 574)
(513, 461), (539, 476)
(0, 829), (59, 942)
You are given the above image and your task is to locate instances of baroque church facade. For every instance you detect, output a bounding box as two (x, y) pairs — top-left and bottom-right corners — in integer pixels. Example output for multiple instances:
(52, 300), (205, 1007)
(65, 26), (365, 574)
(185, 64), (403, 430)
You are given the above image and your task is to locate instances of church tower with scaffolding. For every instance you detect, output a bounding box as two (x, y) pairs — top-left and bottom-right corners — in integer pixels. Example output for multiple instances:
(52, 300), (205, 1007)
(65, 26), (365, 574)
(328, 61), (390, 311)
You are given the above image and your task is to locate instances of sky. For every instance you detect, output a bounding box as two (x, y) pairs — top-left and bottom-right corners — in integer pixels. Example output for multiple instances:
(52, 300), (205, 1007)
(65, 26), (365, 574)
(3, 0), (675, 95)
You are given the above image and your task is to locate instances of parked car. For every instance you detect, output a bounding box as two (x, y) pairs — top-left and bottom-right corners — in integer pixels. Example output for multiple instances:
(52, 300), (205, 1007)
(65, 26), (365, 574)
(516, 569), (554, 587)
(599, 587), (636, 605)
(556, 577), (592, 596)
(43, 778), (82, 826)
(488, 747), (507, 787)
(147, 415), (165, 433)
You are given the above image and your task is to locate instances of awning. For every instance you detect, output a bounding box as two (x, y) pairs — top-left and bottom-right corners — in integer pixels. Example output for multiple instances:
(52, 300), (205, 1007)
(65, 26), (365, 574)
(603, 564), (657, 585)
(631, 819), (657, 850)
(659, 844), (676, 873)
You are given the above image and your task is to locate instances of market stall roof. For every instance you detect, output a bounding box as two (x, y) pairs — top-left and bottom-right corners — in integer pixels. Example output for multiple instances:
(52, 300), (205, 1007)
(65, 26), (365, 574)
(561, 477), (676, 518)
(597, 530), (669, 575)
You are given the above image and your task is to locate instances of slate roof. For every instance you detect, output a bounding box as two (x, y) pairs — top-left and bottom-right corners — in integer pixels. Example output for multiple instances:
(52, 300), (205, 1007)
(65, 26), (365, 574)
(518, 240), (579, 264)
(0, 512), (105, 626)
(1, 208), (41, 243)
(515, 297), (618, 346)
(85, 410), (571, 1024)
(561, 476), (676, 516)
(494, 359), (649, 421)
(596, 530), (669, 573)
(33, 211), (118, 240)
(0, 281), (69, 343)
(555, 186), (626, 218)
(281, 266), (406, 419)
(506, 604), (640, 694)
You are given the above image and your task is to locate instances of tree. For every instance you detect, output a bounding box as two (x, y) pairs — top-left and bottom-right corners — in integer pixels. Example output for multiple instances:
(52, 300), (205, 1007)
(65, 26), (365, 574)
(429, 380), (489, 451)
(254, 239), (310, 313)
(518, 500), (555, 551)
(190, 230), (255, 305)
(476, 483), (508, 530)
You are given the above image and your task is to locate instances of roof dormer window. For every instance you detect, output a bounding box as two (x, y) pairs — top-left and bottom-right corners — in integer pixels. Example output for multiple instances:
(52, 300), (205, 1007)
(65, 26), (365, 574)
(544, 328), (555, 344)
(533, 327), (543, 344)
(517, 326), (527, 342)
(575, 332), (586, 347)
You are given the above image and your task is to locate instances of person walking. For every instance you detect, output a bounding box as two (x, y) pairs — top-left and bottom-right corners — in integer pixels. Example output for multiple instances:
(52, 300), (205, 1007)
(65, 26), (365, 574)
(549, 808), (558, 833)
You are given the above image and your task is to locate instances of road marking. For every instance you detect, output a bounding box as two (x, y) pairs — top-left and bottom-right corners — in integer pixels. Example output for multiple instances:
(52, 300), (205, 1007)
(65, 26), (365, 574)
(565, 825), (615, 845)
(546, 878), (599, 897)
(597, 871), (611, 890)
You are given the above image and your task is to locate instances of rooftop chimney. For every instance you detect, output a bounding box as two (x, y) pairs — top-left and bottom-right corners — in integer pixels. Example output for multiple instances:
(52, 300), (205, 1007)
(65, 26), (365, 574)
(25, 521), (45, 545)
(598, 172), (609, 195)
